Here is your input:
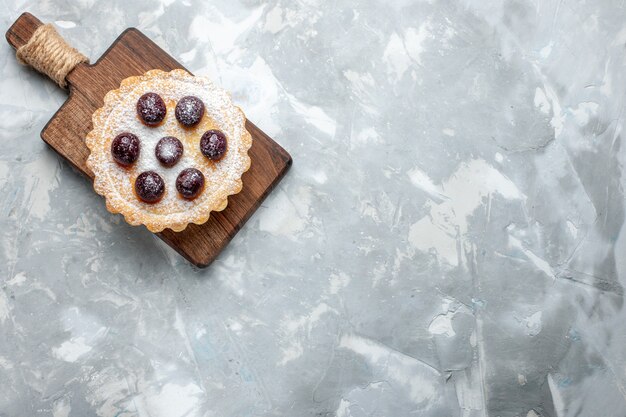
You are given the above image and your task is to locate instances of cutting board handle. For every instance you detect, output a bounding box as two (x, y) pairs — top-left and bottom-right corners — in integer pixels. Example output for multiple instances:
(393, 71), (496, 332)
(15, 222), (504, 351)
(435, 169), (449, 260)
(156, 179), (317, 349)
(5, 12), (88, 88)
(6, 12), (43, 49)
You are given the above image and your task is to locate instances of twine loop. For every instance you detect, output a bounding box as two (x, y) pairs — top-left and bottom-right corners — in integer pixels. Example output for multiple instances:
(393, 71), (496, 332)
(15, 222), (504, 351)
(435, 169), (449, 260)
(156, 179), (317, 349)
(16, 24), (89, 88)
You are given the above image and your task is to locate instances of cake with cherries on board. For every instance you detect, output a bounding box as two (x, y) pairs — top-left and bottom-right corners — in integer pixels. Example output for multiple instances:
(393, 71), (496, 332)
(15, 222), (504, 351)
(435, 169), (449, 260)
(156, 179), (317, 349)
(86, 69), (252, 232)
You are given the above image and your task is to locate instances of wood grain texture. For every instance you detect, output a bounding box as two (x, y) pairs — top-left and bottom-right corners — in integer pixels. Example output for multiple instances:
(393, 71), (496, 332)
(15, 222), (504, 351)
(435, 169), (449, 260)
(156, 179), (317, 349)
(6, 12), (292, 267)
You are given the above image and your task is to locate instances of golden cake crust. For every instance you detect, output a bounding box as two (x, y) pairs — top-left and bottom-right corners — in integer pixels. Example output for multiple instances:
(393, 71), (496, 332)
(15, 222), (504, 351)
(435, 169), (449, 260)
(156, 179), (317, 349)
(85, 69), (252, 232)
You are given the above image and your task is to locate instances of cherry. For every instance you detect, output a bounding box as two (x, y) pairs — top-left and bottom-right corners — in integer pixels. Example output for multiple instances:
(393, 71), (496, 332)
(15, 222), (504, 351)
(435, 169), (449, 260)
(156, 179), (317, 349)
(135, 171), (165, 203)
(136, 92), (166, 126)
(176, 168), (205, 199)
(111, 132), (140, 166)
(200, 130), (227, 161)
(175, 96), (205, 127)
(155, 136), (183, 167)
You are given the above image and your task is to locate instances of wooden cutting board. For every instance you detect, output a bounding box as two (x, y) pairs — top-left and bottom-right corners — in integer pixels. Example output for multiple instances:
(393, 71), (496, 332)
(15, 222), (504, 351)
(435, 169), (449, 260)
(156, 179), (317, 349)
(5, 12), (292, 267)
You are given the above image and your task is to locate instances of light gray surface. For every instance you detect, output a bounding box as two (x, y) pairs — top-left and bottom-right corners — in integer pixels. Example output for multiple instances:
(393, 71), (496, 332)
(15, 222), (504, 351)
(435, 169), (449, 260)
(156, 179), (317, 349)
(1, 0), (626, 416)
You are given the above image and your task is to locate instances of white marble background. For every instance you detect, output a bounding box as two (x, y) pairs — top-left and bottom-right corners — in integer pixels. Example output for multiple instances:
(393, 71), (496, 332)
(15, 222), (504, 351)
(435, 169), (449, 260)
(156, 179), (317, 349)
(1, 0), (626, 416)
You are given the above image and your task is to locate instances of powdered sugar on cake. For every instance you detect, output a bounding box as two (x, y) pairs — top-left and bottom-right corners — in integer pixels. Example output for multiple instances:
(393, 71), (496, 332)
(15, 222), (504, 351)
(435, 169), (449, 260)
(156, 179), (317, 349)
(85, 69), (252, 232)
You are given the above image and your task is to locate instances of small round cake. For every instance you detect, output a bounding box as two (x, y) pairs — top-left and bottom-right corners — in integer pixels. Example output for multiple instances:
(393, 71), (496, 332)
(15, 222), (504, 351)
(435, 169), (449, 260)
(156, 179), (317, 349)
(86, 69), (252, 232)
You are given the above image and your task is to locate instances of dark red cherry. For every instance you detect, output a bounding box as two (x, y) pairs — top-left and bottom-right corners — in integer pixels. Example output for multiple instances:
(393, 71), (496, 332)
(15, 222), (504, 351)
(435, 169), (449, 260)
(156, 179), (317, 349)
(176, 168), (205, 199)
(135, 171), (165, 203)
(155, 136), (183, 167)
(136, 92), (166, 126)
(175, 96), (205, 127)
(200, 130), (227, 161)
(111, 132), (140, 166)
